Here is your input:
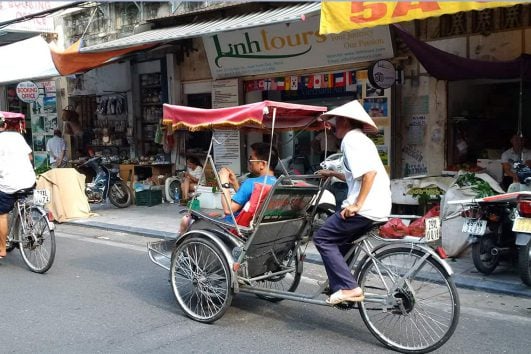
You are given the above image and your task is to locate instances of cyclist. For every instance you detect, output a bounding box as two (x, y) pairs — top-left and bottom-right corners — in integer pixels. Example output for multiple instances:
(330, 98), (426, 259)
(0, 114), (36, 258)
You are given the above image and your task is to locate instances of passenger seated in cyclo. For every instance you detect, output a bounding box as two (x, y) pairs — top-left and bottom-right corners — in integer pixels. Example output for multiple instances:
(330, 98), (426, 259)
(176, 142), (278, 235)
(314, 101), (391, 305)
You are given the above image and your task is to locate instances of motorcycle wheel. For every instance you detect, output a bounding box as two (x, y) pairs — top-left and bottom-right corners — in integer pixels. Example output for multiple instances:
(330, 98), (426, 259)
(472, 234), (499, 275)
(109, 181), (132, 208)
(517, 243), (531, 286)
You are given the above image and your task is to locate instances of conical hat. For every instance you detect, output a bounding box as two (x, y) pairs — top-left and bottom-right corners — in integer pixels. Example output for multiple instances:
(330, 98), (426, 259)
(320, 100), (378, 133)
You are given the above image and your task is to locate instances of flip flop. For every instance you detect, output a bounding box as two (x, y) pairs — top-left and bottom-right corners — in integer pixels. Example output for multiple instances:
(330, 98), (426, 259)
(326, 289), (365, 305)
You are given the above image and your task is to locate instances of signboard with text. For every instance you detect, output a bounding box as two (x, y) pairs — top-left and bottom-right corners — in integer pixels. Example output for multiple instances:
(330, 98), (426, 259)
(16, 81), (39, 103)
(203, 15), (393, 79)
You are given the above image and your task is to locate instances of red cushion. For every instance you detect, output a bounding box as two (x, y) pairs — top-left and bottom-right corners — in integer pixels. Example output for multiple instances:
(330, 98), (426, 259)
(234, 183), (272, 227)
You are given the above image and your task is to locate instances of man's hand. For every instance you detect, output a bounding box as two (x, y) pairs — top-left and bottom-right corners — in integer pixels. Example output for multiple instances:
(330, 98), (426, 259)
(219, 167), (237, 184)
(340, 204), (360, 219)
(316, 169), (334, 178)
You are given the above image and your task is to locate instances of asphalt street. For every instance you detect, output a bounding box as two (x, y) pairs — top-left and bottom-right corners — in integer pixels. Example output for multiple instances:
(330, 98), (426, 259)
(1, 224), (530, 354)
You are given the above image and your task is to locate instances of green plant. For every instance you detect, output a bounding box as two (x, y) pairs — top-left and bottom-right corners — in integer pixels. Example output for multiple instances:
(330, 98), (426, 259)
(455, 173), (497, 198)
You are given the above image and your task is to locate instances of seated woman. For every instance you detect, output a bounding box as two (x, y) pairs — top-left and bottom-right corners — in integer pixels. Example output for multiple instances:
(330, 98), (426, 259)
(177, 143), (278, 235)
(180, 156), (204, 201)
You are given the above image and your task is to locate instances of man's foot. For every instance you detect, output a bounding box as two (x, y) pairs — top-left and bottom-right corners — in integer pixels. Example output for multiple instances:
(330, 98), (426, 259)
(326, 288), (364, 305)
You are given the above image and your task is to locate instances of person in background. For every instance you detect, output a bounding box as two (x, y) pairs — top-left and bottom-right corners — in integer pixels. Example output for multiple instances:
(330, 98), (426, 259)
(46, 129), (67, 168)
(313, 101), (391, 305)
(0, 114), (36, 258)
(180, 156), (204, 202)
(312, 126), (340, 161)
(501, 134), (531, 190)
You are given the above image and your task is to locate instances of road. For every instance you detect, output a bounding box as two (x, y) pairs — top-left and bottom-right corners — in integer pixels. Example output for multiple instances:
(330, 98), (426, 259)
(1, 224), (530, 354)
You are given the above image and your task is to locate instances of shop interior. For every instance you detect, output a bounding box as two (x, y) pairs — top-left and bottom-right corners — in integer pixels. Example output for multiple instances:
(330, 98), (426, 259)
(447, 79), (531, 176)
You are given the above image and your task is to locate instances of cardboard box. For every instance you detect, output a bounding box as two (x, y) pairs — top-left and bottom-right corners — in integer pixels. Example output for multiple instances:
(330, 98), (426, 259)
(477, 159), (502, 182)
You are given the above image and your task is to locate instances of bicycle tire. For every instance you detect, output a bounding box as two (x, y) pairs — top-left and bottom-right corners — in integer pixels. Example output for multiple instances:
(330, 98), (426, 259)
(18, 207), (56, 274)
(357, 247), (460, 353)
(170, 236), (232, 323)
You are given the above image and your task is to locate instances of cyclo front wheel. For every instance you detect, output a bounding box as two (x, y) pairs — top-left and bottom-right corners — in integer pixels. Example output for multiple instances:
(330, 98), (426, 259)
(18, 207), (56, 274)
(170, 236), (232, 323)
(356, 247), (459, 353)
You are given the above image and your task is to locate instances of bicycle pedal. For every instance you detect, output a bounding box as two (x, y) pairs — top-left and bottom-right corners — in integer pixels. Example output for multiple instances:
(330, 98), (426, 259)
(334, 302), (358, 311)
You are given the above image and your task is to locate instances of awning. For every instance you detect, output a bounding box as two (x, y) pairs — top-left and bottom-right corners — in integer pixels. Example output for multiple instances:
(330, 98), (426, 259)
(0, 36), (59, 85)
(50, 39), (155, 76)
(319, 1), (522, 34)
(163, 100), (327, 132)
(79, 2), (320, 53)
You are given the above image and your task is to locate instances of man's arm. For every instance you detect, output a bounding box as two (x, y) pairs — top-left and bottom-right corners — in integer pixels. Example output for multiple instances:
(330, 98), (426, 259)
(340, 170), (376, 219)
(219, 167), (241, 215)
(317, 169), (346, 182)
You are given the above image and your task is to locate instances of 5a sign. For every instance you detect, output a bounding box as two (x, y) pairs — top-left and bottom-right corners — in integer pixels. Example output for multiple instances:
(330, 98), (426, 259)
(16, 81), (39, 103)
(320, 1), (520, 34)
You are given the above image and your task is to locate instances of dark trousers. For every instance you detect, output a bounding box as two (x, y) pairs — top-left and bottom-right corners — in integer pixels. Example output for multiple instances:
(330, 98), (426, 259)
(313, 212), (373, 293)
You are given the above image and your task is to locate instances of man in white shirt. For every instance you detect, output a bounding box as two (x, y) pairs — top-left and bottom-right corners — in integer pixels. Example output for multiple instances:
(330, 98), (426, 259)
(500, 134), (531, 190)
(0, 114), (36, 258)
(46, 129), (67, 168)
(313, 101), (391, 305)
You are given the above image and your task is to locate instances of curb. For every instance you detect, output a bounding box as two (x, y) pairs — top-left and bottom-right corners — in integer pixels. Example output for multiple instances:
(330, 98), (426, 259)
(63, 220), (531, 299)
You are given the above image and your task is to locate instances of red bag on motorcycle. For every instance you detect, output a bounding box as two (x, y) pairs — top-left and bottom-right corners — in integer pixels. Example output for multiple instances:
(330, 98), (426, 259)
(408, 205), (440, 237)
(379, 218), (408, 239)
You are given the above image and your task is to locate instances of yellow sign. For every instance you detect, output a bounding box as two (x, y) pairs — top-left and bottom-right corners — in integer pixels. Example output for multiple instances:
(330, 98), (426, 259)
(320, 1), (522, 34)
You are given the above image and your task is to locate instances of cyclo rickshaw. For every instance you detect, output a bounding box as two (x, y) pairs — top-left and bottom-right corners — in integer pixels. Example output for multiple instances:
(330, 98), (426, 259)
(148, 101), (459, 353)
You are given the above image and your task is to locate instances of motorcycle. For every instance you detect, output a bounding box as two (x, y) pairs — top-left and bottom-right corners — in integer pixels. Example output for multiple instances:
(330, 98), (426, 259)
(76, 156), (133, 208)
(458, 161), (531, 285)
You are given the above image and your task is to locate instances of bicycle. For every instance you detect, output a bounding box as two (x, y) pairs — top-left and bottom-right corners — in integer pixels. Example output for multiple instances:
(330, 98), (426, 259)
(149, 175), (459, 353)
(5, 187), (56, 273)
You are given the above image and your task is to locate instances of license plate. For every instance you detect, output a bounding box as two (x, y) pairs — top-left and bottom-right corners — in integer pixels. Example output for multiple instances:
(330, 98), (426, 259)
(424, 217), (441, 242)
(33, 189), (51, 206)
(513, 217), (531, 233)
(462, 218), (487, 235)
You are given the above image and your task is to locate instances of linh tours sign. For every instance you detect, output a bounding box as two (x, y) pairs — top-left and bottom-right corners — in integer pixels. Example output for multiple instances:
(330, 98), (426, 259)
(320, 1), (520, 34)
(16, 81), (39, 103)
(203, 15), (393, 79)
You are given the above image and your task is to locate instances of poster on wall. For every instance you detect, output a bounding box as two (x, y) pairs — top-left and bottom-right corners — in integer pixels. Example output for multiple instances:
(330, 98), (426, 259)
(30, 80), (57, 165)
(212, 130), (241, 175)
(212, 78), (240, 108)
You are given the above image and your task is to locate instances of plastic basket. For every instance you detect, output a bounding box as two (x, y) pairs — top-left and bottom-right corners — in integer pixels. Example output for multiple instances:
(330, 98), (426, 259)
(135, 189), (162, 207)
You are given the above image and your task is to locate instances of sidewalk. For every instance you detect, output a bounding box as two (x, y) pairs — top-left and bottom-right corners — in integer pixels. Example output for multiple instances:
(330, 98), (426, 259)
(64, 202), (531, 298)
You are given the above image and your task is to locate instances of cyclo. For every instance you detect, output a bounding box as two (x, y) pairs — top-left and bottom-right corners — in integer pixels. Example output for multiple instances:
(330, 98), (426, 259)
(148, 101), (459, 353)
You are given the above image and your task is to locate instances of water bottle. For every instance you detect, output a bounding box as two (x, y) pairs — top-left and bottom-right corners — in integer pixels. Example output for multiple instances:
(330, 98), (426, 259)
(174, 187), (180, 203)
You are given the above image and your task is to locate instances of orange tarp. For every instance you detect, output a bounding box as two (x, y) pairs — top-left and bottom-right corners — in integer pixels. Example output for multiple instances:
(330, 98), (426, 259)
(50, 40), (155, 76)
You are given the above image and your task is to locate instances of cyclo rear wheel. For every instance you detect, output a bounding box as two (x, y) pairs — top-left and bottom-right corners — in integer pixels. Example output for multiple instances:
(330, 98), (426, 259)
(253, 247), (302, 302)
(18, 207), (56, 274)
(170, 236), (232, 323)
(356, 247), (459, 353)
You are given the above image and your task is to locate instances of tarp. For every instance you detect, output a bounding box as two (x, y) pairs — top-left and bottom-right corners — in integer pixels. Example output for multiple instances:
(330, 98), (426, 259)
(0, 36), (59, 85)
(50, 39), (155, 76)
(162, 100), (328, 132)
(320, 1), (522, 34)
(36, 168), (93, 223)
(393, 25), (531, 81)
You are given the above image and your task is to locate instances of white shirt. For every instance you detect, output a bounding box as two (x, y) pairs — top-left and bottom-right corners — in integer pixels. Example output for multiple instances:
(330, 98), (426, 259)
(188, 165), (205, 184)
(0, 131), (36, 193)
(501, 148), (531, 175)
(46, 135), (66, 163)
(341, 129), (391, 221)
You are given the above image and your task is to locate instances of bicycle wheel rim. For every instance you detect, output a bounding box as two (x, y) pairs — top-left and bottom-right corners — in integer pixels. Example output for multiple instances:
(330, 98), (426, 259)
(170, 238), (232, 323)
(19, 209), (56, 273)
(358, 248), (459, 353)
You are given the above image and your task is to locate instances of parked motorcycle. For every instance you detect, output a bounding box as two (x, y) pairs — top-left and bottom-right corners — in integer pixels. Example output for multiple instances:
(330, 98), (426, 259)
(458, 161), (531, 285)
(76, 156), (133, 208)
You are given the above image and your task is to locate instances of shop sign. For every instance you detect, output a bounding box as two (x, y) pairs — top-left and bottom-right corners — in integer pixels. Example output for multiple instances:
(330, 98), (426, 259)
(0, 1), (71, 32)
(368, 60), (395, 89)
(16, 81), (39, 103)
(203, 15), (393, 79)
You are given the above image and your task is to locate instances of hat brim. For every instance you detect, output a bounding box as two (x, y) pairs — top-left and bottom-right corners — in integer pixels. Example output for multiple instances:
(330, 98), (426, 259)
(320, 100), (379, 134)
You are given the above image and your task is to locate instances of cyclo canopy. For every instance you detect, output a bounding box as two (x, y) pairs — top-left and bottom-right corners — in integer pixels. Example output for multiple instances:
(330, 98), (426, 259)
(0, 111), (26, 132)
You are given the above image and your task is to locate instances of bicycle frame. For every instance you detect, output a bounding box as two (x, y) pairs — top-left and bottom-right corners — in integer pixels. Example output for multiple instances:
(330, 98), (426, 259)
(7, 194), (55, 245)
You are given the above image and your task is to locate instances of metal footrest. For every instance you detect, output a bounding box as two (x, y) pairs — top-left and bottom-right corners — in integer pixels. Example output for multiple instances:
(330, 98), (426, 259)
(147, 239), (175, 271)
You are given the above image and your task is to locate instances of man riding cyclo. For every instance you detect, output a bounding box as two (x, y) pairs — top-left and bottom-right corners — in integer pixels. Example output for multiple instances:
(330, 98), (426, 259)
(0, 113), (36, 259)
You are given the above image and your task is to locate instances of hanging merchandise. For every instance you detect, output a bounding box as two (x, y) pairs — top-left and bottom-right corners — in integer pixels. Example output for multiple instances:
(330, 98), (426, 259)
(154, 122), (163, 144)
(163, 126), (175, 154)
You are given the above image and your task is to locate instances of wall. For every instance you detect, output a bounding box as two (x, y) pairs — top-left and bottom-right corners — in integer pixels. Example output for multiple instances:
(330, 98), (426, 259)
(179, 38), (212, 82)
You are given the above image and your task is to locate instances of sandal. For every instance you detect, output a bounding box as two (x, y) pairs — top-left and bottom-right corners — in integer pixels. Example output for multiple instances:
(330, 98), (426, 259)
(326, 289), (365, 305)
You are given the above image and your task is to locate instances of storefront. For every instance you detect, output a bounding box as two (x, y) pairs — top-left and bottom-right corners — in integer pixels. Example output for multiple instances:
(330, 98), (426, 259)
(201, 14), (397, 175)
